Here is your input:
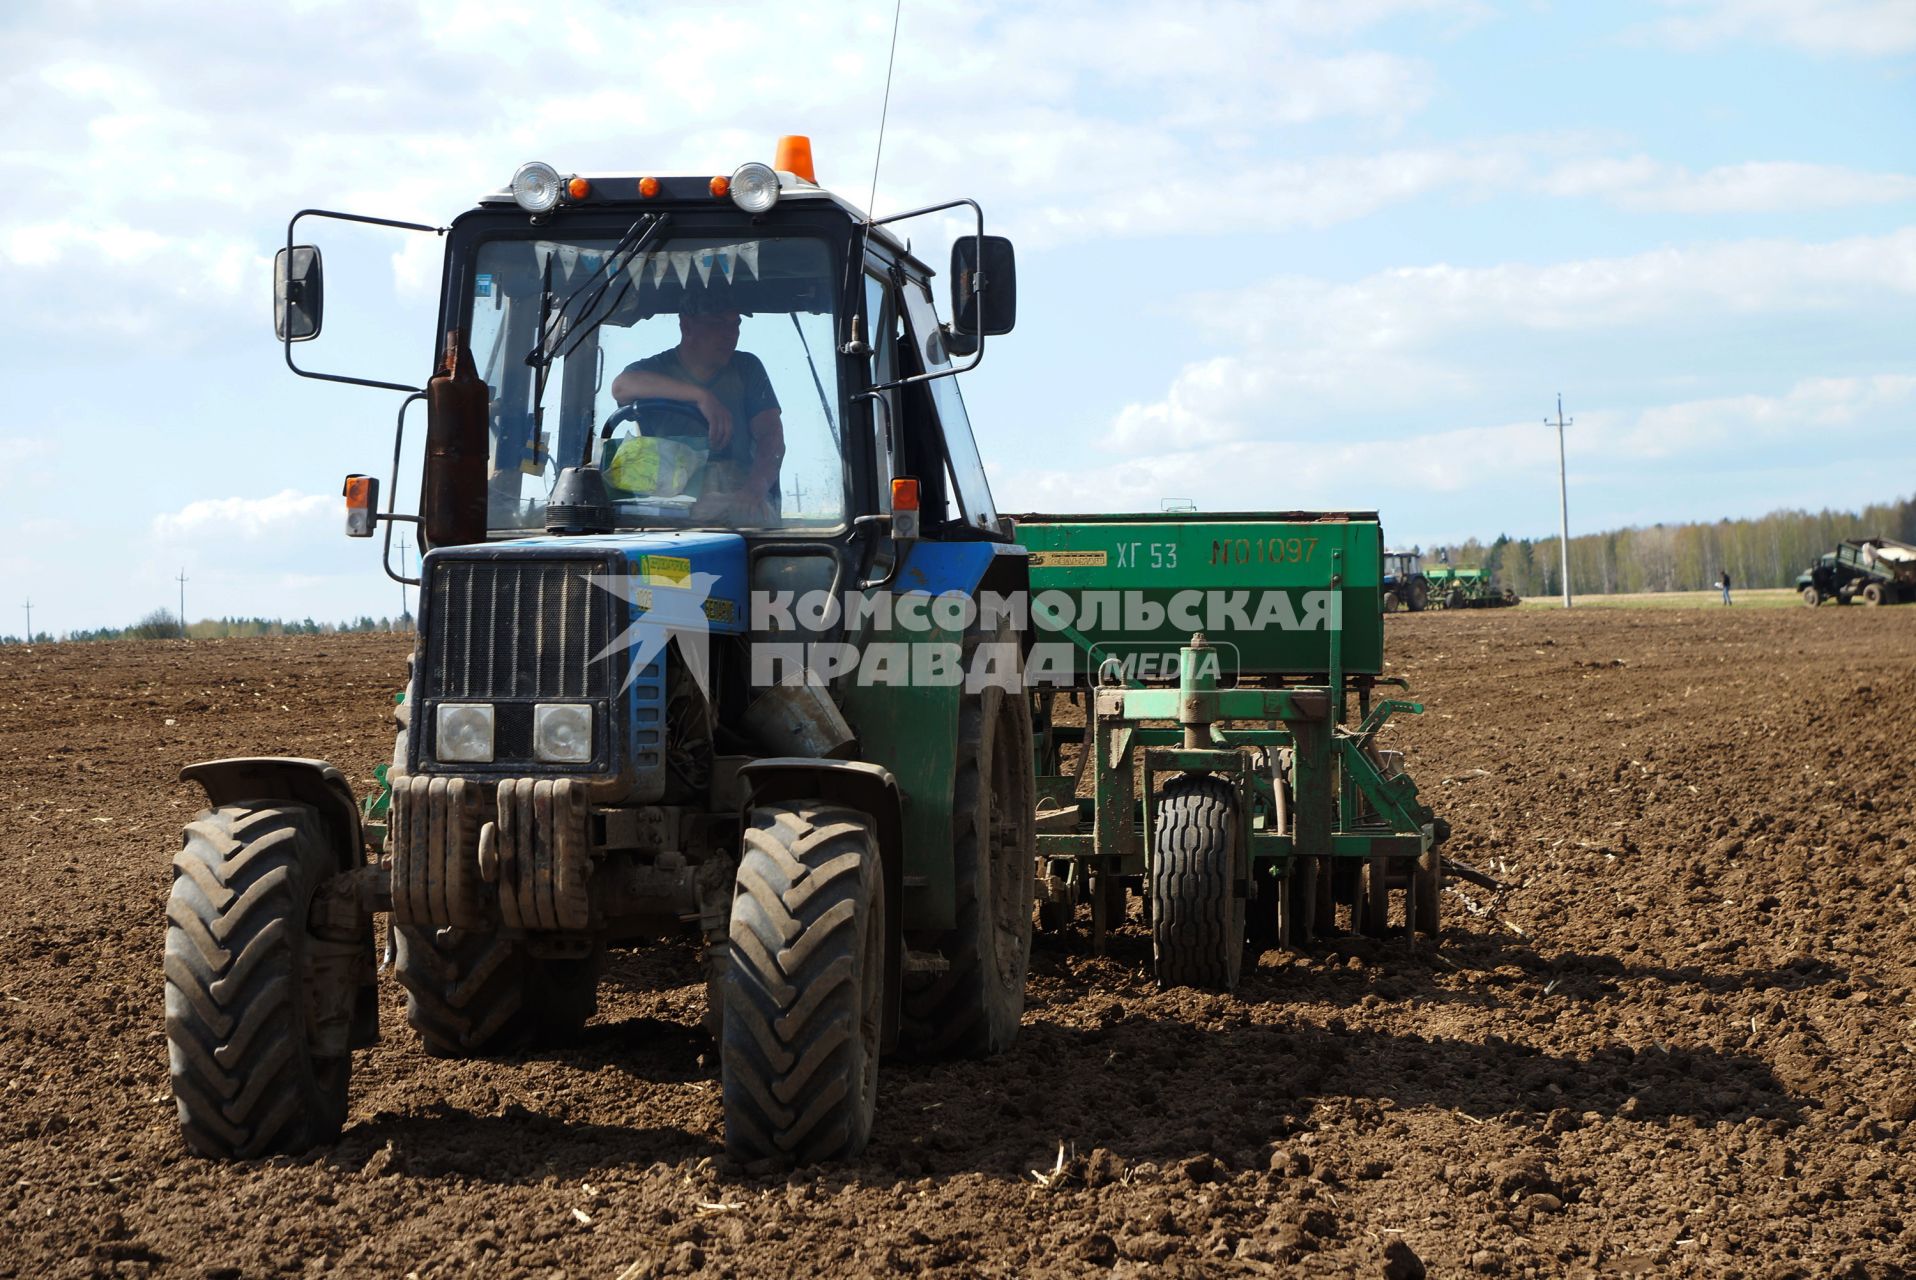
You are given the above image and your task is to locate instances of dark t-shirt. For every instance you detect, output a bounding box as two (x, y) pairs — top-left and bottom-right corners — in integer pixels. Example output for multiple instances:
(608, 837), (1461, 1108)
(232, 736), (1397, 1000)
(621, 348), (780, 471)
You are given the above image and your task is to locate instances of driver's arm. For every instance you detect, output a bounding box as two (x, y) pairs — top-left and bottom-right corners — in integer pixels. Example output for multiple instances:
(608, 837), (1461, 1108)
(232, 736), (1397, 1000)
(609, 368), (734, 448)
(742, 409), (785, 497)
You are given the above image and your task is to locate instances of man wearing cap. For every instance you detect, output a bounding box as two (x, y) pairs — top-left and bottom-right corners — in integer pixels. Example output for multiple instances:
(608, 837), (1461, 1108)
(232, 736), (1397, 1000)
(610, 295), (786, 523)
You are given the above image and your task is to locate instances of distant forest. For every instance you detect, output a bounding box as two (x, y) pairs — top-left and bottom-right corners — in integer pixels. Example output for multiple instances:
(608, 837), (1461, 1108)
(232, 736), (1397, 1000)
(0, 613), (413, 646)
(1422, 494), (1915, 596)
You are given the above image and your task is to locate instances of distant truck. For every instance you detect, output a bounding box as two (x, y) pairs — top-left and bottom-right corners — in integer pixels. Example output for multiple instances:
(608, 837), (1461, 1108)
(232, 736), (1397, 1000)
(1381, 550), (1430, 612)
(1425, 566), (1520, 609)
(1797, 537), (1916, 606)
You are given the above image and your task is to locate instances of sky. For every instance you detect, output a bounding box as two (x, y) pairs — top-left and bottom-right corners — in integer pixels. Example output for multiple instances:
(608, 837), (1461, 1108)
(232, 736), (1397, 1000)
(3, 0), (1913, 634)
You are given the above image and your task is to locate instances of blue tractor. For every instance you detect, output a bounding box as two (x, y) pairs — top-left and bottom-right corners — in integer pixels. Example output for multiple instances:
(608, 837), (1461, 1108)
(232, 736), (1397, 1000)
(164, 139), (1037, 1165)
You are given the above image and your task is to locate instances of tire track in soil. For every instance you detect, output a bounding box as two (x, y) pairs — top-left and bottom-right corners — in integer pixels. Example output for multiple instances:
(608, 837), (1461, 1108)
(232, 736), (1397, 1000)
(0, 611), (1910, 1277)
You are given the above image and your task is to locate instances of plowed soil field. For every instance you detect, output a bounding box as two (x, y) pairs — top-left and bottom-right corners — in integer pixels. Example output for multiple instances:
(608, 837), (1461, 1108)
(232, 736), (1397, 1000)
(2, 607), (1912, 1278)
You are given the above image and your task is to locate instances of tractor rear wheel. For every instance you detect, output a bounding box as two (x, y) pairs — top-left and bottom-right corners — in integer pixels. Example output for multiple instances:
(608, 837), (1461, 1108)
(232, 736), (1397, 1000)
(1801, 586), (1821, 607)
(900, 630), (1035, 1058)
(722, 803), (884, 1165)
(1862, 582), (1885, 606)
(1150, 774), (1244, 990)
(394, 927), (598, 1057)
(1409, 580), (1429, 612)
(164, 803), (351, 1157)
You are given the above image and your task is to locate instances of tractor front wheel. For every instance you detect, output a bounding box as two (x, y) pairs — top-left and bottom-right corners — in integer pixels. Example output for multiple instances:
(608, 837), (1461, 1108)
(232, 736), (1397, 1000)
(164, 804), (352, 1158)
(1801, 586), (1821, 607)
(722, 803), (884, 1165)
(1862, 582), (1885, 606)
(1150, 774), (1244, 990)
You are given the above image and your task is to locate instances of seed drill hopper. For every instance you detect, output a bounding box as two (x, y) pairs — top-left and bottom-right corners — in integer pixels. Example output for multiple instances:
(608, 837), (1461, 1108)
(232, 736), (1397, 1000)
(1014, 511), (1447, 989)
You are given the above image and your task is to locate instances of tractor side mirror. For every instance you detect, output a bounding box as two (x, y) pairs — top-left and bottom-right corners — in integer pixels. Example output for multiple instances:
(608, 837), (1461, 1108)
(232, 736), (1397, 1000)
(949, 235), (1016, 340)
(274, 245), (325, 342)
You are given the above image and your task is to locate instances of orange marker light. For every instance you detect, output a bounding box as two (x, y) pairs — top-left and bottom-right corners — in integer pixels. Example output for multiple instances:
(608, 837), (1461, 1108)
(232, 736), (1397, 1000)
(775, 135), (816, 183)
(342, 473), (378, 538)
(891, 477), (920, 512)
(709, 175), (730, 198)
(567, 176), (591, 200)
(638, 176), (660, 198)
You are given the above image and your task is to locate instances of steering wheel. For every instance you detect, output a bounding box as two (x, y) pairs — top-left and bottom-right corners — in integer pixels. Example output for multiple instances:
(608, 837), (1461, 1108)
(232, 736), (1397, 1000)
(600, 397), (711, 440)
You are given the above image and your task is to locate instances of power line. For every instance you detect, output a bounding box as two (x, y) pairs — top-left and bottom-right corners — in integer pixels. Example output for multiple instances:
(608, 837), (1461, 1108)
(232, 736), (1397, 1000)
(1547, 394), (1573, 609)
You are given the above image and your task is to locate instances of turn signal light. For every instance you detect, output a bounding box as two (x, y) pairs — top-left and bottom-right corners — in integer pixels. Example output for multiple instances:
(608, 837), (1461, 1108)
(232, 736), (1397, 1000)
(709, 175), (730, 198)
(343, 473), (378, 538)
(638, 176), (660, 197)
(567, 176), (591, 200)
(891, 477), (920, 511)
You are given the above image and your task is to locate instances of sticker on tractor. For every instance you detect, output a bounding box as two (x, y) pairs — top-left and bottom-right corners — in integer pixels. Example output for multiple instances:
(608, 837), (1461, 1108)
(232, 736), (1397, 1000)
(703, 597), (737, 623)
(641, 554), (692, 585)
(1029, 550), (1108, 568)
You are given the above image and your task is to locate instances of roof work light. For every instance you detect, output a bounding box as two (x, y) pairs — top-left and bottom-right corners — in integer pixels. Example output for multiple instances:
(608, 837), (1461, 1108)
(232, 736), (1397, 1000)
(511, 161), (563, 213)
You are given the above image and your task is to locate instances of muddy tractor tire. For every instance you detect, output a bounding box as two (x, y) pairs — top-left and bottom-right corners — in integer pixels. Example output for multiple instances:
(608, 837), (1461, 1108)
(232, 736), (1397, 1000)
(1801, 586), (1821, 607)
(900, 631), (1036, 1058)
(394, 927), (599, 1058)
(1150, 774), (1244, 990)
(1383, 591), (1403, 614)
(721, 802), (885, 1165)
(1409, 580), (1429, 612)
(164, 803), (351, 1158)
(1862, 582), (1885, 606)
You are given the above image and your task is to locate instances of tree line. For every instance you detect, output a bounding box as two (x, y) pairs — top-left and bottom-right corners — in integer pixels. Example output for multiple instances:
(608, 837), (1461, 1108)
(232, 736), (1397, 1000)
(1420, 494), (1915, 597)
(0, 613), (414, 645)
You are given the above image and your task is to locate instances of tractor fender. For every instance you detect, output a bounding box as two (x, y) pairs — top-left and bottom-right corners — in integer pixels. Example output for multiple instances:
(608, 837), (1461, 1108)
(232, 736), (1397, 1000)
(179, 757), (365, 875)
(738, 758), (905, 1053)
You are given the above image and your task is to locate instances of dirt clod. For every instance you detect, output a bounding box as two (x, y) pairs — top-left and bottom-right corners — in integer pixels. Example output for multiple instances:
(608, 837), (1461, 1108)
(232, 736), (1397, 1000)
(1383, 1237), (1427, 1279)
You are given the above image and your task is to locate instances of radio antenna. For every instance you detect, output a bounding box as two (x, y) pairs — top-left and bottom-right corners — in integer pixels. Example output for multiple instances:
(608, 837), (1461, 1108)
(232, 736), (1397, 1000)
(867, 0), (904, 219)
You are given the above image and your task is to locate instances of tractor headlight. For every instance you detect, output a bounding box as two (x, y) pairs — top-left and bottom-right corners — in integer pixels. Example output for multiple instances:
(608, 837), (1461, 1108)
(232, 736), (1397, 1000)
(436, 703), (496, 763)
(511, 161), (563, 214)
(533, 703), (594, 763)
(729, 162), (780, 214)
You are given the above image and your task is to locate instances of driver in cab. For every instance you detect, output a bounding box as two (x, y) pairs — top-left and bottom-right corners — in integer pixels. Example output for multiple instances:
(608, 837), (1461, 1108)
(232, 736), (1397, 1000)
(609, 291), (786, 524)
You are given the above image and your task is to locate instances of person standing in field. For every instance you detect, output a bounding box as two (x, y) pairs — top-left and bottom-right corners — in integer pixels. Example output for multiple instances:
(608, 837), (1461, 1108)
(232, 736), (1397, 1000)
(1718, 570), (1732, 606)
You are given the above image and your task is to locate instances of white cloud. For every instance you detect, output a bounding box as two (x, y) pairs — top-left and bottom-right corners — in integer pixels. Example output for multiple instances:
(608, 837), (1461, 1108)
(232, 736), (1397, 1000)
(153, 490), (334, 541)
(1097, 228), (1916, 455)
(1644, 0), (1916, 55)
(1541, 158), (1916, 214)
(1005, 375), (1916, 522)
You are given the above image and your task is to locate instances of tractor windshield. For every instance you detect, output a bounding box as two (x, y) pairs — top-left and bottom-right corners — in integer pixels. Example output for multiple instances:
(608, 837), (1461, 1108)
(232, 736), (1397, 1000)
(470, 233), (846, 534)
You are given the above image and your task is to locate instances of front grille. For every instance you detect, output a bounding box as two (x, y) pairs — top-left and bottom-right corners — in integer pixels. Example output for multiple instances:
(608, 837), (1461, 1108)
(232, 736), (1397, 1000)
(422, 558), (617, 702)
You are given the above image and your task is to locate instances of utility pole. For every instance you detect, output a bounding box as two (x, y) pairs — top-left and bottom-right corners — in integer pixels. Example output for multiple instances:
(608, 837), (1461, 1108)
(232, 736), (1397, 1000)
(21, 598), (30, 643)
(1547, 394), (1573, 608)
(397, 535), (411, 625)
(177, 569), (189, 639)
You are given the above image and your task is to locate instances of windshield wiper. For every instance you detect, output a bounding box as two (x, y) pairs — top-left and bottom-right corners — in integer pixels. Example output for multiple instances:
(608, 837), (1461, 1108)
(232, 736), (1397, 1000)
(525, 211), (671, 372)
(520, 212), (670, 475)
